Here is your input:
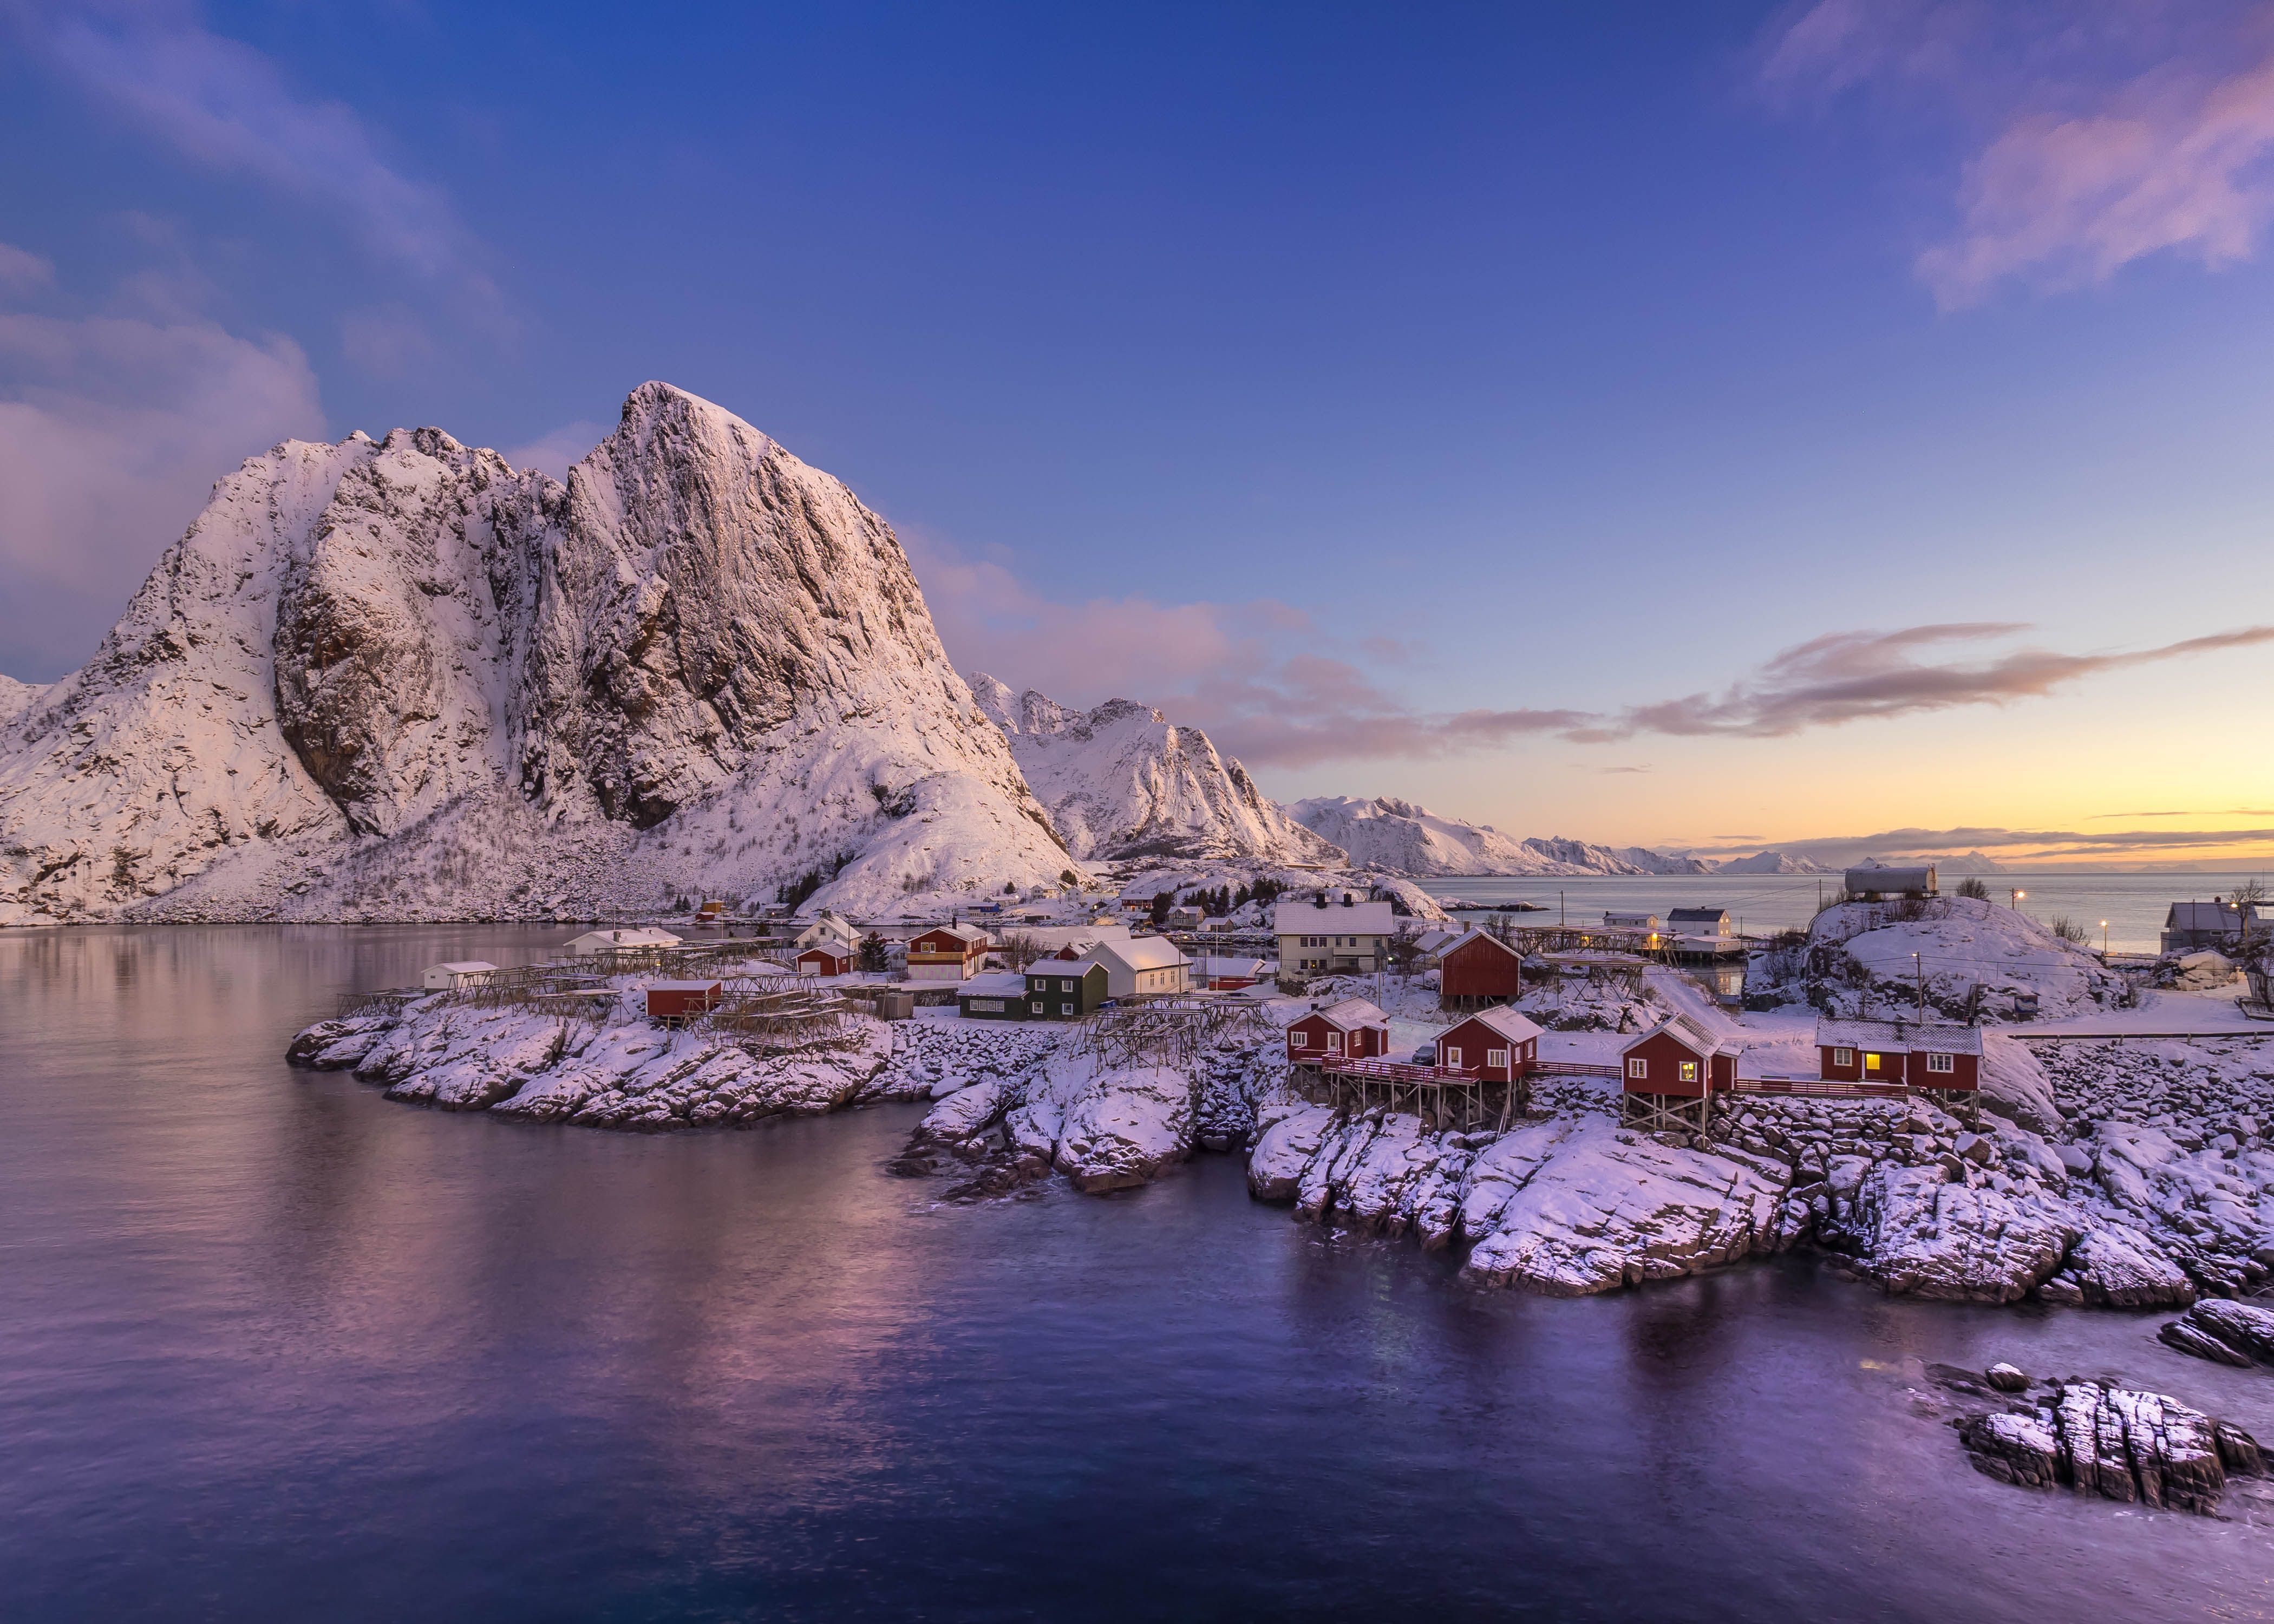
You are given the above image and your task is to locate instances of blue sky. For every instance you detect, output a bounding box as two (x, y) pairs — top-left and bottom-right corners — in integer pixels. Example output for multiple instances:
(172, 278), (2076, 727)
(3, 1), (2271, 864)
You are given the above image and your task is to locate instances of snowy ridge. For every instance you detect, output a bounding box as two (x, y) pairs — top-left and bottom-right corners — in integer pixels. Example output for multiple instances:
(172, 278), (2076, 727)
(0, 675), (38, 726)
(969, 674), (1337, 866)
(1717, 850), (1829, 875)
(0, 384), (1080, 923)
(1286, 797), (1713, 877)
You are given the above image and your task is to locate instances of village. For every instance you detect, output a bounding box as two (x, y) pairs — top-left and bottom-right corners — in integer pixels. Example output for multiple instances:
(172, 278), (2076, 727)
(404, 860), (2274, 1140)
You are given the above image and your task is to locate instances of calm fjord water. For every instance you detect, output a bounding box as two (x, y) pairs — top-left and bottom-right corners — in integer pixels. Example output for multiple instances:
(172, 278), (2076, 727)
(3, 927), (2269, 1622)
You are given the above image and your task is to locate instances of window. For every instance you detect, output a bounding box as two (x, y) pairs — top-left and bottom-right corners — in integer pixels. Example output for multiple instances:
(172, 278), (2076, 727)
(969, 998), (1003, 1012)
(1864, 1052), (1883, 1072)
(1443, 1046), (1462, 1069)
(1061, 1003), (1074, 1016)
(1832, 1046), (1853, 1066)
(1487, 1047), (1508, 1068)
(1029, 1001), (1044, 1014)
(1290, 1031), (1308, 1047)
(1678, 1060), (1698, 1084)
(1327, 1032), (1343, 1052)
(1925, 1051), (1955, 1074)
(1627, 1057), (1647, 1079)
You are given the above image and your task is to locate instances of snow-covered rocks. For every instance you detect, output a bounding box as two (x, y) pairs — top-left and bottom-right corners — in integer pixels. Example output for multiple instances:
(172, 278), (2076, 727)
(1459, 1119), (1787, 1293)
(1958, 1379), (2259, 1515)
(1752, 896), (2125, 1020)
(2, 384), (1081, 925)
(1051, 1063), (1197, 1192)
(969, 676), (1334, 866)
(2159, 1299), (2274, 1368)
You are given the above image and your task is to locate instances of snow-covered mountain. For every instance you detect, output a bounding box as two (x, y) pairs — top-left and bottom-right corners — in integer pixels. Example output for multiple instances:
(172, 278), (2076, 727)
(1284, 797), (1713, 877)
(1716, 850), (1830, 875)
(1287, 796), (1560, 875)
(0, 675), (37, 726)
(968, 676), (1337, 866)
(0, 383), (1081, 924)
(1517, 836), (1717, 876)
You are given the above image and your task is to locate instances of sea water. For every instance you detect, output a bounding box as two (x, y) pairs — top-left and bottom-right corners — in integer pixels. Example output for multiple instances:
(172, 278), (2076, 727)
(2, 926), (2269, 1621)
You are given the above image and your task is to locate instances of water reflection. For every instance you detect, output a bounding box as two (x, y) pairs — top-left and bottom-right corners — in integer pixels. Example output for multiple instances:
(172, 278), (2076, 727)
(3, 927), (2271, 1622)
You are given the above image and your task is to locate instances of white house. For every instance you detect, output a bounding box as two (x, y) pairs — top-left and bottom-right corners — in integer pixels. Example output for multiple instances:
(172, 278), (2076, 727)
(1604, 911), (1660, 933)
(422, 960), (498, 990)
(1665, 907), (1731, 939)
(793, 910), (862, 953)
(565, 927), (684, 956)
(1275, 894), (1400, 975)
(1080, 934), (1191, 998)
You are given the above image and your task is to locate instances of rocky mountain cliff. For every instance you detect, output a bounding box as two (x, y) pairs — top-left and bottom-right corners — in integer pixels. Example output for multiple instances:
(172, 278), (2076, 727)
(0, 383), (1079, 923)
(1286, 796), (1713, 877)
(1717, 850), (1829, 875)
(968, 675), (1338, 866)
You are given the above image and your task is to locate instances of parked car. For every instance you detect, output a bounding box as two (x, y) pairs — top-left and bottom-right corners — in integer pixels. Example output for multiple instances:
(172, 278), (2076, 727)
(1410, 1043), (1436, 1065)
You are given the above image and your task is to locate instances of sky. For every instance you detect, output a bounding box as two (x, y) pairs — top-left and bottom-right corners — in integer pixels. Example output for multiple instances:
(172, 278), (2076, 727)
(1, 0), (2271, 869)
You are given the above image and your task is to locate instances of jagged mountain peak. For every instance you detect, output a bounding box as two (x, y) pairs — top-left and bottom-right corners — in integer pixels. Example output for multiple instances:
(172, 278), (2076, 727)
(0, 383), (1079, 923)
(964, 675), (1336, 866)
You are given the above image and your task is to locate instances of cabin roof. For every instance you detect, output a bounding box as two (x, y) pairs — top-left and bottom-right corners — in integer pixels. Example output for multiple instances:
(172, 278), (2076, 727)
(1449, 1004), (1545, 1044)
(1301, 996), (1389, 1031)
(1624, 1010), (1743, 1058)
(1816, 1018), (1983, 1056)
(1086, 935), (1190, 972)
(961, 971), (1029, 997)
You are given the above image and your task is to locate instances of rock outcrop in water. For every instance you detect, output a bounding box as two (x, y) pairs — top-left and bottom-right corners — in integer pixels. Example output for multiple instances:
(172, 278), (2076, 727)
(2160, 1299), (2274, 1367)
(1939, 1363), (2264, 1516)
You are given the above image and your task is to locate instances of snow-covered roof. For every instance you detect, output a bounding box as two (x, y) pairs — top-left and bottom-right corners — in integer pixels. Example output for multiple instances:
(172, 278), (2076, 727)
(1299, 997), (1389, 1031)
(427, 960), (497, 974)
(1438, 927), (1520, 960)
(914, 922), (991, 945)
(2166, 901), (2243, 932)
(1200, 955), (1267, 975)
(648, 978), (724, 992)
(1816, 1018), (1983, 1056)
(1025, 961), (1101, 980)
(962, 971), (1029, 996)
(796, 941), (852, 959)
(1448, 1004), (1545, 1044)
(1273, 899), (1400, 936)
(1413, 927), (1465, 954)
(1087, 935), (1190, 972)
(1625, 1011), (1742, 1058)
(1667, 907), (1729, 924)
(567, 927), (684, 949)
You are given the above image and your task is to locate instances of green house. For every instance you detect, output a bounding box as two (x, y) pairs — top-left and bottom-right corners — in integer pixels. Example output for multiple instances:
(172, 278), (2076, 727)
(958, 971), (1031, 1020)
(1023, 960), (1108, 1019)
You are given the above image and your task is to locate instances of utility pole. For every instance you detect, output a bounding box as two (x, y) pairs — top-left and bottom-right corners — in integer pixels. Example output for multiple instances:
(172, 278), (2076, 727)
(1560, 889), (1565, 929)
(1913, 951), (1925, 1022)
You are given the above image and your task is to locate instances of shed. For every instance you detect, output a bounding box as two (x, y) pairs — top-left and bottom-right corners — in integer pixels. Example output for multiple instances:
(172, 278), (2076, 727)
(1435, 1006), (1544, 1082)
(1844, 866), (1937, 900)
(795, 944), (853, 977)
(645, 979), (723, 1022)
(1198, 955), (1268, 991)
(1816, 1018), (1981, 1091)
(1286, 997), (1390, 1063)
(422, 960), (498, 991)
(958, 970), (1031, 1020)
(1437, 928), (1524, 1011)
(1023, 961), (1109, 1019)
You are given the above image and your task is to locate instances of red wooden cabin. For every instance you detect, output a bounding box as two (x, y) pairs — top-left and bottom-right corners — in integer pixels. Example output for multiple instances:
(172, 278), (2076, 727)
(795, 944), (853, 977)
(1286, 997), (1390, 1063)
(1436, 1005), (1544, 1081)
(645, 979), (724, 1021)
(1620, 1013), (1740, 1099)
(1816, 1019), (1981, 1091)
(907, 923), (990, 980)
(1436, 929), (1525, 1012)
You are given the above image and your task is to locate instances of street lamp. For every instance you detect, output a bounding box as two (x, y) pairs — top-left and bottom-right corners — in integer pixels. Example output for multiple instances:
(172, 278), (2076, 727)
(2010, 887), (2026, 913)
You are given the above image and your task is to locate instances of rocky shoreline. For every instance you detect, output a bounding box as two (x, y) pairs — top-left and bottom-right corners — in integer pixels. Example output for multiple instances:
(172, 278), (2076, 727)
(290, 991), (2274, 1315)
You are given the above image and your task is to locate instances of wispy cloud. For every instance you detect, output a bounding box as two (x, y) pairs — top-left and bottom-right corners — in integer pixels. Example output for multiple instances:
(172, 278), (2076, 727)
(11, 2), (499, 312)
(923, 533), (2274, 769)
(503, 420), (611, 481)
(1759, 1), (2274, 305)
(1610, 622), (2274, 738)
(1686, 822), (2274, 867)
